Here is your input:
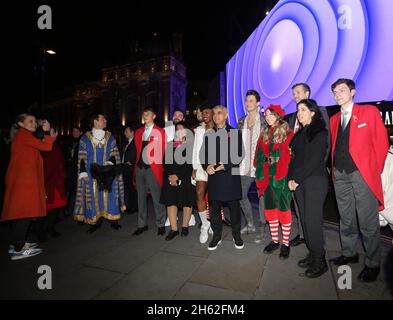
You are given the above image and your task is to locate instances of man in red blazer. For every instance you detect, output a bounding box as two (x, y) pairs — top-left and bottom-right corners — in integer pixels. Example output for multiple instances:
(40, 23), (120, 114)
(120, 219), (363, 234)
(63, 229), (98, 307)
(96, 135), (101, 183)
(329, 78), (389, 282)
(133, 106), (167, 236)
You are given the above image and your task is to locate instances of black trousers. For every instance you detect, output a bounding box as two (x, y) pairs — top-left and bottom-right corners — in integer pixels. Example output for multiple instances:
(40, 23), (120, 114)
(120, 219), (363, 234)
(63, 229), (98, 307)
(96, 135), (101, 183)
(210, 200), (241, 240)
(124, 173), (138, 212)
(12, 219), (32, 251)
(294, 175), (328, 258)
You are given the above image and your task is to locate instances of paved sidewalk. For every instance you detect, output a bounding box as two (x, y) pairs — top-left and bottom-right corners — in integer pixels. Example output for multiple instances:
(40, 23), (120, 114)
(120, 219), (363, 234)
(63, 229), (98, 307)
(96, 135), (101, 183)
(0, 208), (392, 300)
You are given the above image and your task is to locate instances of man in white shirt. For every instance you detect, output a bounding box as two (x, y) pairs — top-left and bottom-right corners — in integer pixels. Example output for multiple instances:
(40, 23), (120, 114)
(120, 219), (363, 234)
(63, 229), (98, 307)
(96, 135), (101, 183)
(237, 90), (267, 243)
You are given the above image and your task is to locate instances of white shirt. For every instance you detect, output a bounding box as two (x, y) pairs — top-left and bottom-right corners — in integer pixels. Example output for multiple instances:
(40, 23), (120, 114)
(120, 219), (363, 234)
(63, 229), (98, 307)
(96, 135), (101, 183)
(92, 128), (106, 146)
(143, 124), (154, 141)
(380, 146), (393, 228)
(341, 103), (354, 128)
(165, 122), (176, 142)
(192, 123), (206, 171)
(239, 113), (262, 177)
(122, 138), (133, 163)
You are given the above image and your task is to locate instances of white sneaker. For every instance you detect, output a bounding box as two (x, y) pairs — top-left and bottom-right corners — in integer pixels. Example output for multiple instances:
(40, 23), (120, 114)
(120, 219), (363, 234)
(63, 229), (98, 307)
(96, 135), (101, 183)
(189, 215), (196, 226)
(199, 227), (209, 244)
(10, 247), (43, 261)
(9, 242), (39, 254)
(240, 224), (256, 235)
(165, 217), (179, 226)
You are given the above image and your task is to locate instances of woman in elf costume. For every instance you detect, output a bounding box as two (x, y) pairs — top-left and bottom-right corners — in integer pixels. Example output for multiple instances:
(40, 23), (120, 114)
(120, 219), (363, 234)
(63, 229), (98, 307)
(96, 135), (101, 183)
(254, 105), (294, 259)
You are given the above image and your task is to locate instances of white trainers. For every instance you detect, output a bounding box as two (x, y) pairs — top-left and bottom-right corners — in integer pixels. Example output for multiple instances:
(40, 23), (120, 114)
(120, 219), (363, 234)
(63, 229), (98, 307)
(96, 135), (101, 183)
(10, 247), (43, 261)
(199, 226), (209, 244)
(8, 242), (39, 254)
(240, 224), (256, 235)
(189, 214), (196, 226)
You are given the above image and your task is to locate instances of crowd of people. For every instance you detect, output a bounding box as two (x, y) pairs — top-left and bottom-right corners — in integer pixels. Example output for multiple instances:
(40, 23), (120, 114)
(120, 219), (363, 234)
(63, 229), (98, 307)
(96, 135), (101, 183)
(1, 78), (391, 283)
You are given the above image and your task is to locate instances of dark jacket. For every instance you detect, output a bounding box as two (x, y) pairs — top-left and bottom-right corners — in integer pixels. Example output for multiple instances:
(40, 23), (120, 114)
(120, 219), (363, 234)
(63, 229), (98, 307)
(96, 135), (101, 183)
(200, 125), (244, 202)
(121, 138), (137, 177)
(288, 106), (331, 163)
(288, 118), (328, 184)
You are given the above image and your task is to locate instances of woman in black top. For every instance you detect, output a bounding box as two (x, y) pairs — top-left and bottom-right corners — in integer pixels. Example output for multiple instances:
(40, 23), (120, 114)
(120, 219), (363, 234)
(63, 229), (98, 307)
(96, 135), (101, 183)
(160, 121), (196, 240)
(288, 99), (329, 278)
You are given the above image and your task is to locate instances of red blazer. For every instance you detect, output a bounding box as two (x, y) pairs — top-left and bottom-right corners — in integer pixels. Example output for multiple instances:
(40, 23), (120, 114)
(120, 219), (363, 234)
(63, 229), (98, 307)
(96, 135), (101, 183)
(1, 129), (55, 221)
(41, 144), (67, 210)
(134, 124), (166, 187)
(330, 104), (389, 210)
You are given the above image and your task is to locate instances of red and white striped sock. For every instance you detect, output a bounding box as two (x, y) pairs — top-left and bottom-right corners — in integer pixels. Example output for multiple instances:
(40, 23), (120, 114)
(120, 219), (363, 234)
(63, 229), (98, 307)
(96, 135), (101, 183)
(281, 223), (292, 247)
(269, 220), (279, 243)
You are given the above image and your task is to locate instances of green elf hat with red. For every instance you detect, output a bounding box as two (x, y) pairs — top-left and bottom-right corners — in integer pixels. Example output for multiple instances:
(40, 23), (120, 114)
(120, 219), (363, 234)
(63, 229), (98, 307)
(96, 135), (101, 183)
(265, 104), (285, 119)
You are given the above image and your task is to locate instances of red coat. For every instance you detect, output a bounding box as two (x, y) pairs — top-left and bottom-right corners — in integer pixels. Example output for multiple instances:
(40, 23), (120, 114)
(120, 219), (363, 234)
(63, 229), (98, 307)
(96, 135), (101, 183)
(134, 124), (166, 187)
(41, 144), (67, 210)
(1, 129), (56, 221)
(330, 104), (389, 210)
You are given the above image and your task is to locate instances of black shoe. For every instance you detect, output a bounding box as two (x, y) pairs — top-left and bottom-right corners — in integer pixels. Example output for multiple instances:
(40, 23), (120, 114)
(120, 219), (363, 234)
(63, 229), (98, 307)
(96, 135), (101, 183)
(110, 221), (122, 230)
(208, 238), (222, 251)
(233, 237), (244, 249)
(279, 244), (290, 259)
(181, 227), (189, 237)
(222, 218), (232, 227)
(87, 225), (100, 233)
(165, 230), (179, 241)
(298, 253), (312, 268)
(132, 226), (148, 235)
(358, 266), (380, 282)
(263, 241), (280, 254)
(329, 254), (359, 266)
(157, 227), (166, 236)
(305, 257), (328, 278)
(289, 235), (305, 247)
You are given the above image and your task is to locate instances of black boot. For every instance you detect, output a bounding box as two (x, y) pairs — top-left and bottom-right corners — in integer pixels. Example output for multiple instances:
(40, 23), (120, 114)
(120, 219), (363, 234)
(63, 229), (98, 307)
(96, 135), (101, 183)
(263, 241), (280, 254)
(165, 230), (179, 241)
(279, 244), (290, 259)
(87, 219), (102, 233)
(305, 256), (328, 278)
(110, 221), (122, 230)
(181, 227), (189, 237)
(298, 253), (312, 268)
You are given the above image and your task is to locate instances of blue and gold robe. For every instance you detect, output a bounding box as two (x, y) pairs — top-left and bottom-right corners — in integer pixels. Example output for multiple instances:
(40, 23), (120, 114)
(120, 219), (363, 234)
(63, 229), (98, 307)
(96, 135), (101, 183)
(74, 131), (125, 224)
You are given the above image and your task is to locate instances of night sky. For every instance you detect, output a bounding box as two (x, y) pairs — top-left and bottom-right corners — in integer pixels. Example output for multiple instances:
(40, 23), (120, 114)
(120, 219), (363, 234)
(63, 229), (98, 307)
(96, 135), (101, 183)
(2, 0), (277, 128)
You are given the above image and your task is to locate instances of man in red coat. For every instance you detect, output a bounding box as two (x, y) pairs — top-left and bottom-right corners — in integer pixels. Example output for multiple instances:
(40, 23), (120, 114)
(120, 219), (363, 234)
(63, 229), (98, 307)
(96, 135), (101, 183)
(132, 106), (167, 236)
(329, 79), (389, 282)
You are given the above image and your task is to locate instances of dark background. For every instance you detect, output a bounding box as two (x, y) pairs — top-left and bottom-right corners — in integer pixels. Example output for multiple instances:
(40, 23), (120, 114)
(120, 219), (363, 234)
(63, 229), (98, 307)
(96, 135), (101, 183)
(1, 0), (278, 128)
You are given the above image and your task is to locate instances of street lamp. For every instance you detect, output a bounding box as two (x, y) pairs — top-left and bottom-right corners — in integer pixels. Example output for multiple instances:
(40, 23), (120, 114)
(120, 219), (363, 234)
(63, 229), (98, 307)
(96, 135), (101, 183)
(40, 48), (56, 111)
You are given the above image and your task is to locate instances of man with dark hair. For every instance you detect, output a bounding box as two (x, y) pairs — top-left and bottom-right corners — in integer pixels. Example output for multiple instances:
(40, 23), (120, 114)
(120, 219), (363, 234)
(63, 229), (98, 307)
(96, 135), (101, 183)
(287, 83), (331, 247)
(121, 125), (138, 214)
(74, 114), (125, 232)
(329, 78), (389, 282)
(237, 89), (267, 243)
(133, 107), (167, 236)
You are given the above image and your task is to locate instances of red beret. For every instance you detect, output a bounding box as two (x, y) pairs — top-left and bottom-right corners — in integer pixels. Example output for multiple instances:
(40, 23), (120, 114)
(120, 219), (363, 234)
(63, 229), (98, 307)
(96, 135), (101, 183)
(265, 104), (285, 118)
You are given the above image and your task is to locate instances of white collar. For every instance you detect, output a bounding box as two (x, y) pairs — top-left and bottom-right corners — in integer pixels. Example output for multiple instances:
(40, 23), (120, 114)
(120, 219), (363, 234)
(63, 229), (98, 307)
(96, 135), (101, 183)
(341, 103), (354, 115)
(128, 137), (133, 143)
(92, 128), (105, 140)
